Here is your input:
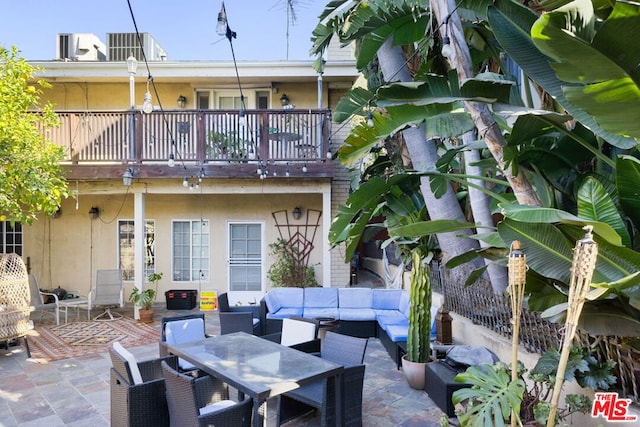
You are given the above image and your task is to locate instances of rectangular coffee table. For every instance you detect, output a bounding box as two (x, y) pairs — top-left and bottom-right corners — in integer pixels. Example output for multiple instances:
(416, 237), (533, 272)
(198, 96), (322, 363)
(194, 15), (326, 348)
(59, 299), (90, 323)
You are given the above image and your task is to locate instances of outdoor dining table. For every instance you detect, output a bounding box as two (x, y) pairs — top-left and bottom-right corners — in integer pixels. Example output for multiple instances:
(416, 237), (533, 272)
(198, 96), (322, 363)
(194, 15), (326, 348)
(165, 331), (344, 427)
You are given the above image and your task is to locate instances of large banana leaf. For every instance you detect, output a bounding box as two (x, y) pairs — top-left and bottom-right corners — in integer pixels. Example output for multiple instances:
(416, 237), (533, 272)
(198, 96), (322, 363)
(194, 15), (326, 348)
(616, 155), (640, 231)
(577, 176), (631, 248)
(488, 0), (636, 149)
(531, 0), (640, 141)
(499, 204), (621, 246)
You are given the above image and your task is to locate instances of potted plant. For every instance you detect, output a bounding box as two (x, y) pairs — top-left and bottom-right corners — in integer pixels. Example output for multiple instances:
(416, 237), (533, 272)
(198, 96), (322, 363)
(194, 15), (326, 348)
(452, 346), (616, 426)
(129, 272), (162, 323)
(267, 238), (319, 288)
(401, 249), (433, 389)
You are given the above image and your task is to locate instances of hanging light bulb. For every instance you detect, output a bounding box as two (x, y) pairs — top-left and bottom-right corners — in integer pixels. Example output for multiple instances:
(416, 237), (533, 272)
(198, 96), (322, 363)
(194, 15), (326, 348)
(326, 150), (332, 159)
(216, 1), (228, 36)
(142, 91), (153, 114)
(441, 36), (453, 59)
(168, 153), (175, 167)
(183, 176), (189, 187)
(238, 108), (246, 127)
(366, 111), (374, 127)
(302, 164), (307, 173)
(189, 183), (194, 191)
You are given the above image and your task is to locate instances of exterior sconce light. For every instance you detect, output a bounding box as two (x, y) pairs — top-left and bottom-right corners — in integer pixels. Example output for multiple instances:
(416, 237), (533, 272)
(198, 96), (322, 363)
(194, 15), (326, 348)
(292, 207), (302, 220)
(177, 95), (187, 109)
(89, 206), (100, 219)
(122, 168), (134, 186)
(280, 93), (289, 107)
(280, 93), (295, 110)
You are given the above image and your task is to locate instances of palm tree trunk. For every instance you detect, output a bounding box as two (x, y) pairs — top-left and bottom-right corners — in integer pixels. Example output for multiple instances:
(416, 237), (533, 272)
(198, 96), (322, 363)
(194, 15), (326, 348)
(377, 39), (484, 285)
(464, 131), (508, 292)
(431, 0), (541, 207)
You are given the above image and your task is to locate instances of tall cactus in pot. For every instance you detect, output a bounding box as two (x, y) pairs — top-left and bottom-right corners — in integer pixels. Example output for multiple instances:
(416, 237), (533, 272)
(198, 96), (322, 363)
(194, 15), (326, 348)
(406, 249), (432, 363)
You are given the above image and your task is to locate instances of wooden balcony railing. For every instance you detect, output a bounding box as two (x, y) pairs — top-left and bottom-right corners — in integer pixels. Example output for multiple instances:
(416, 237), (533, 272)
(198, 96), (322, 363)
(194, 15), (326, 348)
(43, 109), (332, 168)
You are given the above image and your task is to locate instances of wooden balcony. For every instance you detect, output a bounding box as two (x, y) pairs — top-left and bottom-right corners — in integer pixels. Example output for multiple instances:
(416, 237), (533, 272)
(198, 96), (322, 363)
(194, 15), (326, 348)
(44, 109), (334, 180)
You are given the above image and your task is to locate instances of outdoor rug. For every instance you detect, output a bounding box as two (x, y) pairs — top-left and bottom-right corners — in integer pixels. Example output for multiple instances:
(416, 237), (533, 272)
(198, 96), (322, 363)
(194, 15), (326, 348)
(27, 317), (160, 362)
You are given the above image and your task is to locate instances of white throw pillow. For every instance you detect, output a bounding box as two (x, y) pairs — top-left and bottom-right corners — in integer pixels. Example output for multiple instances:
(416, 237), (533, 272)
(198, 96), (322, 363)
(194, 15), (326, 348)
(112, 341), (143, 385)
(281, 318), (316, 346)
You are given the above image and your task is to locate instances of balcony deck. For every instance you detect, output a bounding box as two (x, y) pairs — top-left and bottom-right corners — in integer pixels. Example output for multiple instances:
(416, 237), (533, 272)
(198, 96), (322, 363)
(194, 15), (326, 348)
(43, 109), (334, 180)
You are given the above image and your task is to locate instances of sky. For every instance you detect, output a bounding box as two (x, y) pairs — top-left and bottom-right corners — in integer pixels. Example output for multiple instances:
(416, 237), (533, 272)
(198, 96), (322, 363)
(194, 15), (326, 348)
(0, 0), (327, 61)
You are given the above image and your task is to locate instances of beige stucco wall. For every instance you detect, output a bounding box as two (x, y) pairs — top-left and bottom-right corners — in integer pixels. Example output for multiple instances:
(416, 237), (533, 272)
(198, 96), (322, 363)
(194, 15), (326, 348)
(42, 81), (324, 111)
(24, 181), (327, 303)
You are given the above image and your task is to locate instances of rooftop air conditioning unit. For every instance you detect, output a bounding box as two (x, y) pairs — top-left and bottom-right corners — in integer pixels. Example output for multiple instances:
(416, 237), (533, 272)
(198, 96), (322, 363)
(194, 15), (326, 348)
(107, 32), (167, 62)
(57, 33), (107, 61)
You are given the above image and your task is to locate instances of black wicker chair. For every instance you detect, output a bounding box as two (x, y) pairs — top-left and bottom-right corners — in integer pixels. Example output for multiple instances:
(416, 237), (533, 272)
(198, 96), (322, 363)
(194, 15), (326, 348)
(218, 292), (262, 335)
(109, 343), (179, 427)
(161, 360), (253, 427)
(260, 316), (321, 353)
(219, 312), (255, 335)
(276, 331), (368, 426)
(159, 313), (210, 372)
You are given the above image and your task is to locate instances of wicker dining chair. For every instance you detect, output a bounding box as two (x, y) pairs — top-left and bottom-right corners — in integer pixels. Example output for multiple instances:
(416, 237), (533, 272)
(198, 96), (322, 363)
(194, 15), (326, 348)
(161, 360), (253, 427)
(219, 312), (255, 335)
(0, 253), (32, 357)
(260, 316), (321, 353)
(159, 313), (209, 372)
(109, 342), (179, 427)
(276, 331), (368, 427)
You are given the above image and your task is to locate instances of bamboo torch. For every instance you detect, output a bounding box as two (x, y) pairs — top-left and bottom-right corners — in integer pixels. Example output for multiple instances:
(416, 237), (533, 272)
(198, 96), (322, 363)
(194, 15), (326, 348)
(508, 240), (527, 427)
(546, 226), (598, 427)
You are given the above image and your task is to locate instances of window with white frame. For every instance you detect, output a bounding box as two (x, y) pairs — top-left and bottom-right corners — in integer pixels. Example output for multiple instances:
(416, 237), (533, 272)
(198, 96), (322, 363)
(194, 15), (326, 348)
(0, 221), (22, 255)
(172, 220), (209, 282)
(195, 89), (271, 109)
(228, 223), (262, 292)
(118, 220), (155, 281)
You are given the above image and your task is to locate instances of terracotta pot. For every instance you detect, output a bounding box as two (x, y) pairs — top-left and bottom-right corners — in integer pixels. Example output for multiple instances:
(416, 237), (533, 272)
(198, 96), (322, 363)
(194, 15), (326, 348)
(401, 355), (427, 390)
(138, 308), (154, 324)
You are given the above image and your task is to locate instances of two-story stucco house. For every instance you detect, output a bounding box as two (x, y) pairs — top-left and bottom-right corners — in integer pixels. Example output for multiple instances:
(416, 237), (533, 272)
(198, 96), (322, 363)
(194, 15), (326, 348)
(15, 32), (359, 307)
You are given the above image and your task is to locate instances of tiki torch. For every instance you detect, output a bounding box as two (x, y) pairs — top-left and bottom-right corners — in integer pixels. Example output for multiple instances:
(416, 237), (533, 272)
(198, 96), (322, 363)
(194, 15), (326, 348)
(508, 240), (527, 427)
(546, 226), (598, 426)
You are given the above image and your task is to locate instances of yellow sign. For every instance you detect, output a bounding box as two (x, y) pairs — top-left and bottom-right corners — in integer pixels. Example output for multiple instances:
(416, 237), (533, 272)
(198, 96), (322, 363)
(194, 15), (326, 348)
(200, 290), (218, 311)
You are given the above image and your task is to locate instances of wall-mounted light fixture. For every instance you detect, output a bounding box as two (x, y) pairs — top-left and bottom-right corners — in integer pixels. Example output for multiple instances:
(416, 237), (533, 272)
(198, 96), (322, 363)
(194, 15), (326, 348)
(89, 206), (100, 219)
(292, 207), (302, 220)
(177, 95), (187, 109)
(280, 93), (290, 107)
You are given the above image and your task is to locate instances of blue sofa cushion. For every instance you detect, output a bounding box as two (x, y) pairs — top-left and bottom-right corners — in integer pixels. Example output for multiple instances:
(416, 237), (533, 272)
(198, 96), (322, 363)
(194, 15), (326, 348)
(339, 308), (376, 321)
(372, 289), (403, 310)
(384, 323), (408, 342)
(375, 310), (408, 326)
(338, 288), (372, 308)
(399, 292), (410, 318)
(266, 307), (304, 319)
(304, 288), (338, 308)
(303, 307), (340, 319)
(264, 288), (304, 318)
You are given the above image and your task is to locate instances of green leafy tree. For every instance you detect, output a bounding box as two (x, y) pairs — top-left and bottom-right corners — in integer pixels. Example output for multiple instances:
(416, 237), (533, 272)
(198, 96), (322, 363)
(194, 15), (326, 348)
(0, 46), (68, 224)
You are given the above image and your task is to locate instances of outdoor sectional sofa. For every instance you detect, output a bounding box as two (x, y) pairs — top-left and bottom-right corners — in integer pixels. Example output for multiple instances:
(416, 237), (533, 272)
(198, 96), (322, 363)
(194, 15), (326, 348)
(259, 287), (437, 365)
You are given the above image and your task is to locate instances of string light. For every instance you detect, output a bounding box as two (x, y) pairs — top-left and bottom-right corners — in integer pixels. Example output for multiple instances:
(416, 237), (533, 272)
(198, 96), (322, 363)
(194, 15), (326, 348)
(142, 78), (153, 113)
(441, 36), (453, 59)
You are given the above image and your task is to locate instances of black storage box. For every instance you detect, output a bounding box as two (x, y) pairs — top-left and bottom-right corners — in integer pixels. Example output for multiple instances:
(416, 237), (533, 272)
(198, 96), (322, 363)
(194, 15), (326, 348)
(165, 290), (197, 310)
(424, 360), (472, 417)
